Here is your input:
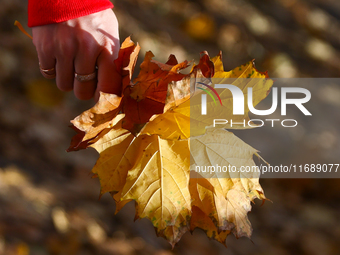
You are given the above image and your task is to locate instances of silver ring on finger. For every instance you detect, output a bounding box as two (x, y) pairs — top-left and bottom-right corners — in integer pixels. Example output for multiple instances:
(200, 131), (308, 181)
(74, 71), (97, 82)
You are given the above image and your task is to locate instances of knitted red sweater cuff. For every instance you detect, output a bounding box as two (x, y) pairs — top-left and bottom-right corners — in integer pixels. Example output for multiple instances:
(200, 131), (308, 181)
(28, 0), (113, 27)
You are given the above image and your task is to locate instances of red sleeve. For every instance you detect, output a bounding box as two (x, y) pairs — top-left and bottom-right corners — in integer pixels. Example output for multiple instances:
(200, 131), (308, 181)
(28, 0), (114, 27)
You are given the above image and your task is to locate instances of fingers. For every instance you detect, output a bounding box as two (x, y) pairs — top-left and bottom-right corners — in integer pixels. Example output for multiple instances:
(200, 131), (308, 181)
(95, 48), (122, 101)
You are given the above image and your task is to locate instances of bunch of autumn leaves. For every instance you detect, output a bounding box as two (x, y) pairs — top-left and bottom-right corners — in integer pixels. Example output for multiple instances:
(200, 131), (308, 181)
(68, 37), (272, 247)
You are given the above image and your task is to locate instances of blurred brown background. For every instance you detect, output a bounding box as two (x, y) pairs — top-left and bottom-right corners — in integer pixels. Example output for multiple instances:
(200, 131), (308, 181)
(1, 0), (340, 254)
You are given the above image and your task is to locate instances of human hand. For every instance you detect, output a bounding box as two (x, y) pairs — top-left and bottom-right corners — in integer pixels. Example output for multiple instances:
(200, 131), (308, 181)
(32, 9), (121, 100)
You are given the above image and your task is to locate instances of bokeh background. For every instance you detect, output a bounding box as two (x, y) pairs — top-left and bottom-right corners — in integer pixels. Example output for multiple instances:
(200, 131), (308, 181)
(1, 0), (340, 254)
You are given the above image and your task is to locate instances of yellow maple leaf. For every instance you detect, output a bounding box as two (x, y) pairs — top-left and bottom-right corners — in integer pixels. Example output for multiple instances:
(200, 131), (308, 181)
(89, 115), (191, 246)
(118, 135), (191, 246)
(190, 128), (265, 238)
(90, 114), (134, 195)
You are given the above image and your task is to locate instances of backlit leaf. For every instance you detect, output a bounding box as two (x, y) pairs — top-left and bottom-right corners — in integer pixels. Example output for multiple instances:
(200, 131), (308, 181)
(119, 135), (191, 247)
